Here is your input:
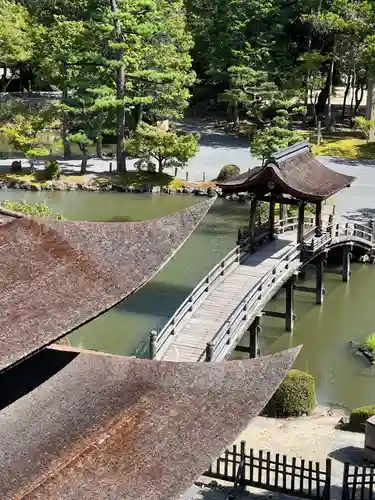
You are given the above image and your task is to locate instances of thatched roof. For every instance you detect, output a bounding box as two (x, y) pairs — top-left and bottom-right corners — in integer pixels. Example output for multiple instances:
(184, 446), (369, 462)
(0, 198), (214, 373)
(217, 142), (355, 201)
(0, 345), (301, 499)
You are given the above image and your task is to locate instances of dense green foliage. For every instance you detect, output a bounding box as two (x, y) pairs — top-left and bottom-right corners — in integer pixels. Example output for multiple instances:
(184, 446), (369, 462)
(3, 0), (375, 166)
(349, 405), (375, 431)
(1, 199), (64, 219)
(264, 369), (316, 418)
(216, 164), (240, 181)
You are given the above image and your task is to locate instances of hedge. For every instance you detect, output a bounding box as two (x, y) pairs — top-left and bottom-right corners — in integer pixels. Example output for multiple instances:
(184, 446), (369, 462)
(349, 405), (375, 431)
(263, 369), (316, 418)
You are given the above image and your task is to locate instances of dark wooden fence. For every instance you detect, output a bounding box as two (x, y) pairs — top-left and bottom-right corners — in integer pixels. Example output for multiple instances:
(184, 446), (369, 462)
(342, 463), (375, 500)
(204, 442), (331, 500)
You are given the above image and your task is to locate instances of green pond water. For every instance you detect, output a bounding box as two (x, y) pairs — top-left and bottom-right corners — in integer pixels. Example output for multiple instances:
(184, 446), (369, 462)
(2, 188), (375, 411)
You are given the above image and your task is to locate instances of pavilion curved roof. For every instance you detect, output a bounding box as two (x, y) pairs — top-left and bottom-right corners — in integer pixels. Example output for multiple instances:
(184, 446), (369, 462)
(0, 345), (301, 499)
(217, 142), (355, 201)
(0, 198), (214, 373)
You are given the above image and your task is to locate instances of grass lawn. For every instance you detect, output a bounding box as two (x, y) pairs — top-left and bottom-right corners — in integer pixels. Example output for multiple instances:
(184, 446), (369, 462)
(312, 137), (375, 160)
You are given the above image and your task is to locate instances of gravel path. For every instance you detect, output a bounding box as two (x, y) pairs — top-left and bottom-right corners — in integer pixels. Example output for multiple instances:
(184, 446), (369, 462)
(184, 410), (366, 500)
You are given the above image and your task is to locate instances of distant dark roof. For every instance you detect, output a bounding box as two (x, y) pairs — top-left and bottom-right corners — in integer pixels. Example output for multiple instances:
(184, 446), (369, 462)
(217, 142), (355, 201)
(0, 198), (214, 373)
(0, 345), (301, 499)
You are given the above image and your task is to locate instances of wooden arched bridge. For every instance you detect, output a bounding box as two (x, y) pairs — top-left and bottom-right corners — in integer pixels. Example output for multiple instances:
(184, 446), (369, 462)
(148, 142), (372, 363)
(149, 215), (375, 363)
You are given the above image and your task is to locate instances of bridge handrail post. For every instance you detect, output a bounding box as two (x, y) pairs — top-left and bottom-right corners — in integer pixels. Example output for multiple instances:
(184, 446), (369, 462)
(328, 215), (334, 238)
(205, 342), (213, 362)
(149, 330), (157, 359)
(371, 220), (375, 245)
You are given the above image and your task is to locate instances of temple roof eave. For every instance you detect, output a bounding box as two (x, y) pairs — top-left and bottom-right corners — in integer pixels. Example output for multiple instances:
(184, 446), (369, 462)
(217, 142), (356, 202)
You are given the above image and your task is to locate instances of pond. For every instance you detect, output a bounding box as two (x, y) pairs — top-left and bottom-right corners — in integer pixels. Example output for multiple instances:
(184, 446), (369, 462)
(2, 187), (375, 411)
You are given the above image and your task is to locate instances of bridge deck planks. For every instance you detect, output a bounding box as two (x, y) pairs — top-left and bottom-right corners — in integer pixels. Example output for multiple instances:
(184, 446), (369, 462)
(160, 234), (297, 362)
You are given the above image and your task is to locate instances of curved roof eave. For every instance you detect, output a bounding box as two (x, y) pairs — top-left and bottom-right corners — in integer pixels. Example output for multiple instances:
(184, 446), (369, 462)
(0, 346), (301, 500)
(0, 197), (215, 374)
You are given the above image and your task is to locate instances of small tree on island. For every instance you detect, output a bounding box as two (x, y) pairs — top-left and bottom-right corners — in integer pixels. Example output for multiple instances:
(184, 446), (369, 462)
(125, 123), (200, 173)
(68, 131), (94, 175)
(1, 110), (59, 170)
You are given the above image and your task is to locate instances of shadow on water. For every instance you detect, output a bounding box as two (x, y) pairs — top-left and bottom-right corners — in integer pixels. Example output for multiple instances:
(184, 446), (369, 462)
(66, 197), (250, 356)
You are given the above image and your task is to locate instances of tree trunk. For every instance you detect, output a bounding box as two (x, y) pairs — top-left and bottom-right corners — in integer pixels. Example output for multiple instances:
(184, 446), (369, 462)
(135, 103), (144, 128)
(96, 135), (103, 158)
(309, 90), (318, 128)
(325, 59), (334, 130)
(349, 73), (356, 124)
(315, 74), (330, 116)
(62, 64), (71, 159)
(158, 158), (164, 173)
(110, 0), (127, 173)
(365, 76), (375, 141)
(81, 154), (88, 175)
(354, 83), (365, 117)
(342, 74), (351, 119)
(233, 101), (239, 126)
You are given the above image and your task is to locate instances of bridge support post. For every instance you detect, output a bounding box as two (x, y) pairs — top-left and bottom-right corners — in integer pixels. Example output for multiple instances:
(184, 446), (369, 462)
(343, 245), (352, 282)
(249, 315), (262, 358)
(149, 330), (157, 359)
(285, 275), (296, 332)
(316, 255), (325, 305)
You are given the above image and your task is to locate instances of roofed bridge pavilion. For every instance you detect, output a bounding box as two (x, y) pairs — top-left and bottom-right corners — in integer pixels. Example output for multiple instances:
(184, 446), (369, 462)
(217, 142), (355, 250)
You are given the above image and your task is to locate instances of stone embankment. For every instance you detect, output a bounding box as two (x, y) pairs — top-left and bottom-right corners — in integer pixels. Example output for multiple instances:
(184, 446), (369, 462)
(0, 178), (218, 197)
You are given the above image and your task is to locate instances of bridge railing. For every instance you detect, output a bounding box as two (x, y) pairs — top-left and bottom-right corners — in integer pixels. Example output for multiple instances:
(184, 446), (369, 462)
(154, 243), (244, 358)
(332, 221), (374, 245)
(274, 215), (314, 234)
(205, 243), (301, 362)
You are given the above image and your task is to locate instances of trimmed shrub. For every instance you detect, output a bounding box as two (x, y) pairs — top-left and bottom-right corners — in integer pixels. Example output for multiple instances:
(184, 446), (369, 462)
(216, 164), (240, 182)
(44, 160), (61, 180)
(349, 406), (375, 431)
(263, 369), (316, 418)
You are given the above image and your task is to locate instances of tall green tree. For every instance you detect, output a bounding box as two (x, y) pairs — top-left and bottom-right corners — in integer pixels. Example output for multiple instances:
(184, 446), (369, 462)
(0, 0), (33, 91)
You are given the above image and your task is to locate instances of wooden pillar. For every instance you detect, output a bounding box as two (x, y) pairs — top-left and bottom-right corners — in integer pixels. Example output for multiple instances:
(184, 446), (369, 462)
(149, 330), (157, 359)
(279, 203), (285, 233)
(249, 315), (262, 358)
(269, 201), (276, 240)
(248, 195), (257, 250)
(343, 245), (351, 282)
(316, 256), (324, 305)
(297, 202), (305, 244)
(315, 201), (322, 237)
(285, 275), (296, 332)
